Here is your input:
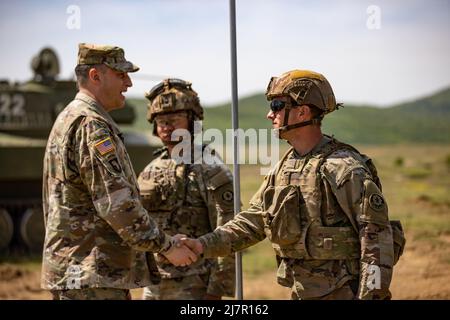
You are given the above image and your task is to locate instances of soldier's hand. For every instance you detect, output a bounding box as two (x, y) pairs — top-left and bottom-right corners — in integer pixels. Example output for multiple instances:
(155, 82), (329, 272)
(161, 235), (198, 267)
(171, 234), (188, 247)
(179, 237), (204, 256)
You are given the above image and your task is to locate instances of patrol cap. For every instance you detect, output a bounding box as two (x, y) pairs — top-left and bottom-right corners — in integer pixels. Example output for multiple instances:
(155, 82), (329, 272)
(77, 43), (139, 73)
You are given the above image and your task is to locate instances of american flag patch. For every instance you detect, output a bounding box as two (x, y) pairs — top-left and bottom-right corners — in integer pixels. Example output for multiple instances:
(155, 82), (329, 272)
(94, 137), (115, 155)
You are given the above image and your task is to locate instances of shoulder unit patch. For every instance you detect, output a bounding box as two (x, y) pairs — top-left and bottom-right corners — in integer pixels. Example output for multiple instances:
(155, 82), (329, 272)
(369, 193), (385, 211)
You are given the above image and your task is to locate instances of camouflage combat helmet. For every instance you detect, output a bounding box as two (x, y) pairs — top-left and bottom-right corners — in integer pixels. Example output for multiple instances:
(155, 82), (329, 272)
(265, 69), (342, 137)
(265, 69), (338, 114)
(145, 78), (204, 123)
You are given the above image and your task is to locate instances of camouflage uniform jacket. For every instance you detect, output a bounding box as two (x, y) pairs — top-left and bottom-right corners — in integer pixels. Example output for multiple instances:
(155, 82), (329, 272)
(199, 136), (394, 299)
(41, 92), (171, 290)
(138, 147), (236, 297)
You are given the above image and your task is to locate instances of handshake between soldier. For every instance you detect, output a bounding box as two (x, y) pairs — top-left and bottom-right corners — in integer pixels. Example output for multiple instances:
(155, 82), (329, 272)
(41, 41), (401, 300)
(159, 234), (199, 267)
(172, 235), (204, 261)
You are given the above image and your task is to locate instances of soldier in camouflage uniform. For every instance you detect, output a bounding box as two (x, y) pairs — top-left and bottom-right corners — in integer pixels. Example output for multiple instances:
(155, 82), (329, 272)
(138, 79), (236, 300)
(41, 44), (197, 300)
(182, 70), (404, 300)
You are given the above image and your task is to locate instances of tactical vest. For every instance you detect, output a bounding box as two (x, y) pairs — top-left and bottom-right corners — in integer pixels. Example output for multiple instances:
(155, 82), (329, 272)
(261, 139), (361, 260)
(143, 159), (211, 238)
(262, 137), (405, 264)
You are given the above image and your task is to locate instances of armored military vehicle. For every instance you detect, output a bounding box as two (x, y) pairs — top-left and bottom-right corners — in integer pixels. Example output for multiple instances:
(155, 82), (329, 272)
(0, 47), (159, 254)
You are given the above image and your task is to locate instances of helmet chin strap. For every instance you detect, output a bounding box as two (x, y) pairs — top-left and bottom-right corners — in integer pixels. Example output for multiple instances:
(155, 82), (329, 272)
(274, 118), (322, 139)
(274, 101), (322, 139)
(279, 118), (322, 132)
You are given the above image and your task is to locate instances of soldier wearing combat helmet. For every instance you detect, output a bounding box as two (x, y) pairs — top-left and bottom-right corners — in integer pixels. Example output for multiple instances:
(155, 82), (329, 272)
(181, 70), (405, 300)
(138, 79), (236, 300)
(41, 44), (197, 300)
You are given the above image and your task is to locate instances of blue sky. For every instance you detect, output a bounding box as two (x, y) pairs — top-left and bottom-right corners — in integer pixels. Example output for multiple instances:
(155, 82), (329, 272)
(0, 0), (449, 106)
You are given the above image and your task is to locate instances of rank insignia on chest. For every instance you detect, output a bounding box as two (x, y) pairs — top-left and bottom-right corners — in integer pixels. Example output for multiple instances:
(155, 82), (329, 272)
(95, 137), (115, 155)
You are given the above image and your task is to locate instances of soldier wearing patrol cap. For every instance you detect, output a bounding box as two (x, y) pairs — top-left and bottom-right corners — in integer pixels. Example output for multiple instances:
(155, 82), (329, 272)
(41, 44), (197, 300)
(137, 79), (236, 300)
(181, 70), (405, 300)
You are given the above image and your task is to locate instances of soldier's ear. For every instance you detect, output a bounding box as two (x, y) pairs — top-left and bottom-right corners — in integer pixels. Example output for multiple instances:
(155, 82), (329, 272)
(298, 106), (305, 118)
(89, 68), (100, 82)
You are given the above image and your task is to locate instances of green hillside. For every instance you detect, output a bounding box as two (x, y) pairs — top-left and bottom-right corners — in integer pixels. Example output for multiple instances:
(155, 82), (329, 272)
(126, 87), (450, 144)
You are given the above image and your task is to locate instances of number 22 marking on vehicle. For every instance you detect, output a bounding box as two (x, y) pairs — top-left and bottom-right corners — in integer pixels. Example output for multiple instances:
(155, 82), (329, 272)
(0, 93), (26, 117)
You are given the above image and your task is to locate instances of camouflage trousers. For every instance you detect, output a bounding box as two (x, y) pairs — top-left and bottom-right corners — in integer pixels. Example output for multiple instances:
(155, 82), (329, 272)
(142, 274), (209, 300)
(291, 282), (357, 300)
(51, 288), (132, 300)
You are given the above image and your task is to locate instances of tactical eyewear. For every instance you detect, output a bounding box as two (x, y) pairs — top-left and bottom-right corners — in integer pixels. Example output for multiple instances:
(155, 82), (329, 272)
(146, 78), (192, 101)
(270, 99), (288, 112)
(269, 99), (303, 112)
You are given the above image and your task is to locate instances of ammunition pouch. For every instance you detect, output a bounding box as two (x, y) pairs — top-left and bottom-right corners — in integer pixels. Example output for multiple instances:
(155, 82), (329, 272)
(262, 185), (302, 246)
(262, 185), (360, 260)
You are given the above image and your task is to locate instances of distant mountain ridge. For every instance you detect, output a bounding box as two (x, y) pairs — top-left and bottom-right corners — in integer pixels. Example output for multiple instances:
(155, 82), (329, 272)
(128, 86), (450, 144)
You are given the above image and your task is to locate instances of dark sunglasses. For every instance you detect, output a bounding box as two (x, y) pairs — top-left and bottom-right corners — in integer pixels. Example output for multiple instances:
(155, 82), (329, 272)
(270, 99), (288, 112)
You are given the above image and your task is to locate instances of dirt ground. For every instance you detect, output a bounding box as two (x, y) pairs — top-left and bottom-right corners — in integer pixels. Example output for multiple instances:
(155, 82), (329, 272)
(1, 145), (448, 300)
(1, 231), (449, 300)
